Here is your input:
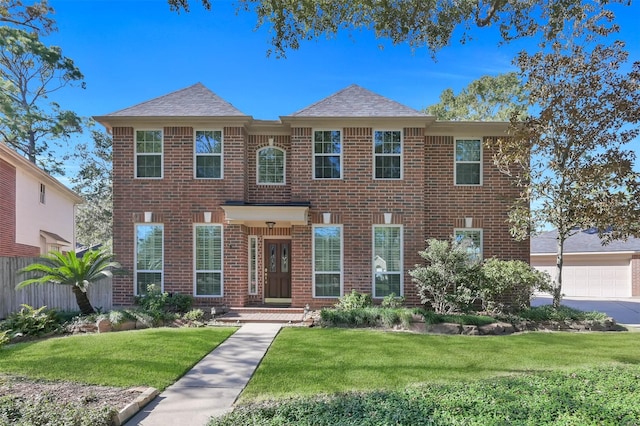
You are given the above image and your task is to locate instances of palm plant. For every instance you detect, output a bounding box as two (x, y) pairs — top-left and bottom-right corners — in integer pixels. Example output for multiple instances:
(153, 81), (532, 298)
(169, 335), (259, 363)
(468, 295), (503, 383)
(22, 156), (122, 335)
(17, 249), (120, 315)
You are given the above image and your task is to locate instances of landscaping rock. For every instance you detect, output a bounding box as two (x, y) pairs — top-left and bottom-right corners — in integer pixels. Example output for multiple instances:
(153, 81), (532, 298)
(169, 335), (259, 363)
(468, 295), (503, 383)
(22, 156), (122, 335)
(96, 318), (112, 333)
(425, 323), (461, 335)
(478, 322), (515, 335)
(112, 320), (136, 331)
(461, 325), (479, 335)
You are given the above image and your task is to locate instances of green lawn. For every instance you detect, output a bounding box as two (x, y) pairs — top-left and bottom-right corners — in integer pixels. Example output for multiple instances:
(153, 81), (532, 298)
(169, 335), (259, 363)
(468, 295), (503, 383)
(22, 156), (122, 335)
(0, 327), (236, 390)
(242, 327), (640, 400)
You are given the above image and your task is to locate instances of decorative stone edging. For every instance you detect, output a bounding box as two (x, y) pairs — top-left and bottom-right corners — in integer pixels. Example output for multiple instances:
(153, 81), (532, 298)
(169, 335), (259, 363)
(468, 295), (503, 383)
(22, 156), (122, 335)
(112, 387), (158, 426)
(409, 317), (624, 335)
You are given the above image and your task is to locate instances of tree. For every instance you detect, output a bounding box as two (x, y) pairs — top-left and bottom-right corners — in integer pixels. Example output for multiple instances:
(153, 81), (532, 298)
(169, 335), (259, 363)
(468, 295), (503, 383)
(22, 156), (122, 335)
(17, 249), (120, 315)
(425, 72), (527, 121)
(490, 15), (640, 308)
(0, 0), (55, 34)
(0, 26), (84, 174)
(71, 128), (113, 251)
(167, 0), (629, 57)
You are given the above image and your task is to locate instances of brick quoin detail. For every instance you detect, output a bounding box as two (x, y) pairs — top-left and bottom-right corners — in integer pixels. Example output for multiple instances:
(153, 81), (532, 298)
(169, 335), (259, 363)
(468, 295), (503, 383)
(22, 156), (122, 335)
(111, 123), (527, 309)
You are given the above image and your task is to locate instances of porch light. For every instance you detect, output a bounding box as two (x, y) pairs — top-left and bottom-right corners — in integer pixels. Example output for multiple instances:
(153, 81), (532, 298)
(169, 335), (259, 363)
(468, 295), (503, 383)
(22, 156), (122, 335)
(266, 221), (276, 229)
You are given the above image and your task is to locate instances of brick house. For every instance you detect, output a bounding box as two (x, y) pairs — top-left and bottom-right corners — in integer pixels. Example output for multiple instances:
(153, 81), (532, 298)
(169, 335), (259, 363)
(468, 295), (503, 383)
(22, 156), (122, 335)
(0, 142), (83, 256)
(95, 83), (528, 309)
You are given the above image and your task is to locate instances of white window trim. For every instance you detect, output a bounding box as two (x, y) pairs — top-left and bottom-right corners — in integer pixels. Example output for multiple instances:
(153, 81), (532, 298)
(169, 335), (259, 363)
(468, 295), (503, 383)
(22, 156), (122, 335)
(372, 225), (404, 298)
(312, 128), (343, 180)
(193, 223), (224, 298)
(454, 228), (484, 263)
(248, 235), (258, 295)
(312, 224), (344, 298)
(134, 129), (164, 179)
(454, 137), (483, 186)
(194, 129), (224, 180)
(373, 129), (403, 180)
(134, 223), (164, 296)
(256, 146), (286, 185)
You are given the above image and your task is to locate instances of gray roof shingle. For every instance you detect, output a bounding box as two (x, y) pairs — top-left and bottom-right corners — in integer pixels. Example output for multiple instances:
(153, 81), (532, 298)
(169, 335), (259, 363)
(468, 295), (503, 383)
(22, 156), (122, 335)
(104, 83), (247, 117)
(531, 229), (640, 253)
(291, 84), (427, 117)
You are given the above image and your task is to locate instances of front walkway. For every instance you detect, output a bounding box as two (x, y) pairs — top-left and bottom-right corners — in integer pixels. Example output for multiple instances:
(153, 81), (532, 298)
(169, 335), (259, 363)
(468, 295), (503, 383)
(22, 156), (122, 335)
(125, 323), (282, 426)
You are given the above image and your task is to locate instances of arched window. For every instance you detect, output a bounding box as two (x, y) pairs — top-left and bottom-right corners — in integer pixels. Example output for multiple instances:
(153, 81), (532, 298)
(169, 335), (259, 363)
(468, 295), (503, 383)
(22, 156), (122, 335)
(257, 147), (285, 184)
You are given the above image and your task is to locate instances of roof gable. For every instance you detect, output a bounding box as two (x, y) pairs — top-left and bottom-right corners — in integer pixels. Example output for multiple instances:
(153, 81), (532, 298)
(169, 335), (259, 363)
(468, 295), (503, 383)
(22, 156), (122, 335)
(291, 84), (427, 118)
(104, 83), (247, 117)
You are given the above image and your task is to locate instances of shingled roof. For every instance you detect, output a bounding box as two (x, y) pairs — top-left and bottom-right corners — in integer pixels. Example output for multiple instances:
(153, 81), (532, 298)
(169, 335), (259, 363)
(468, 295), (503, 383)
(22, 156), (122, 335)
(103, 83), (247, 117)
(531, 229), (640, 254)
(290, 84), (427, 117)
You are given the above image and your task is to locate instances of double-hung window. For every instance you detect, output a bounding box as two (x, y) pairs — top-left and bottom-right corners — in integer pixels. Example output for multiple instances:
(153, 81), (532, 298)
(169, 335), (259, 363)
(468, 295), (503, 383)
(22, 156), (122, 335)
(454, 229), (483, 263)
(313, 130), (342, 179)
(194, 224), (223, 297)
(313, 225), (342, 297)
(374, 130), (402, 179)
(455, 138), (482, 185)
(135, 130), (162, 178)
(373, 225), (403, 297)
(135, 224), (163, 295)
(195, 130), (223, 178)
(257, 147), (285, 184)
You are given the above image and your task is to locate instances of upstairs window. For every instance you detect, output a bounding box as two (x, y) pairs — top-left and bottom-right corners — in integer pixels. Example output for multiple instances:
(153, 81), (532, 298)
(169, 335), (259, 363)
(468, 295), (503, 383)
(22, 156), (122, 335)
(135, 130), (162, 178)
(313, 130), (342, 179)
(455, 138), (482, 185)
(195, 130), (223, 179)
(374, 130), (402, 179)
(257, 147), (285, 184)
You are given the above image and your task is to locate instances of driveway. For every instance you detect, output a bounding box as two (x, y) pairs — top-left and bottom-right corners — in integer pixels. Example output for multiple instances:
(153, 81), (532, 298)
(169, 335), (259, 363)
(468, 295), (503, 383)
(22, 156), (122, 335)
(532, 296), (640, 326)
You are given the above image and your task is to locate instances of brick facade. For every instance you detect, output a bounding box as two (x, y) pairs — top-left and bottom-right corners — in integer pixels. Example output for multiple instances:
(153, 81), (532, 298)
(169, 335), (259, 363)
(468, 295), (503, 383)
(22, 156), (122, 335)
(103, 84), (530, 308)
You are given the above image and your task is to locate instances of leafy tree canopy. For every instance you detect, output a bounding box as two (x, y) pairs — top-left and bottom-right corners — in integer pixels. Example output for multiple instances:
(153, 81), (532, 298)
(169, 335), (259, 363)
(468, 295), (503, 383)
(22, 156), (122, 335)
(167, 0), (628, 57)
(0, 0), (55, 34)
(425, 72), (527, 121)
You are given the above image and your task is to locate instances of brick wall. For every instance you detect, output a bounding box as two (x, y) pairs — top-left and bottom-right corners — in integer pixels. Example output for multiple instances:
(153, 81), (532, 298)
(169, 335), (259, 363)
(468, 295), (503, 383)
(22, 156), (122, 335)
(0, 158), (40, 257)
(111, 123), (527, 309)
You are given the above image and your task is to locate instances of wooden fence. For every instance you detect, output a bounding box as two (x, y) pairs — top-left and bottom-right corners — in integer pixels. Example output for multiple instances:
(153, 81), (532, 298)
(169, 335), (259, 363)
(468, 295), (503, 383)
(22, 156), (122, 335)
(0, 257), (112, 319)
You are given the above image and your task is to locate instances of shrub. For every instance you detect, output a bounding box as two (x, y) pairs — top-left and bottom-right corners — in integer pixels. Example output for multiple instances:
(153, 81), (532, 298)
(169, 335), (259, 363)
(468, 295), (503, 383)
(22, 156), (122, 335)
(134, 284), (194, 324)
(334, 290), (372, 310)
(479, 258), (552, 314)
(410, 238), (481, 314)
(519, 305), (608, 322)
(165, 293), (194, 314)
(183, 309), (205, 322)
(108, 309), (136, 326)
(417, 309), (495, 326)
(0, 330), (9, 348)
(380, 293), (405, 308)
(320, 307), (412, 328)
(0, 305), (62, 338)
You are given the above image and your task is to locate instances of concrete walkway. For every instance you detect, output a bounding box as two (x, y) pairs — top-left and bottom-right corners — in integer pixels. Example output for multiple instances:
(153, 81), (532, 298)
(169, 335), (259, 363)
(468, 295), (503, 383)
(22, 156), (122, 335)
(125, 323), (282, 426)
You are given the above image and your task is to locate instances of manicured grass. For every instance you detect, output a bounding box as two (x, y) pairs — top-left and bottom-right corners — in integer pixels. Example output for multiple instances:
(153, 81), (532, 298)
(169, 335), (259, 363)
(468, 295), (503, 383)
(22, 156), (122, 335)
(212, 365), (640, 425)
(0, 327), (237, 390)
(242, 328), (640, 400)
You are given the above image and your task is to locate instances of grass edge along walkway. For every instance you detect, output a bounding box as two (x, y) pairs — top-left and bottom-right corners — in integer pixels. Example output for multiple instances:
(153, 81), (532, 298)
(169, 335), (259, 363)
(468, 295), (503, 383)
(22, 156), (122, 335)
(0, 327), (238, 390)
(241, 327), (640, 400)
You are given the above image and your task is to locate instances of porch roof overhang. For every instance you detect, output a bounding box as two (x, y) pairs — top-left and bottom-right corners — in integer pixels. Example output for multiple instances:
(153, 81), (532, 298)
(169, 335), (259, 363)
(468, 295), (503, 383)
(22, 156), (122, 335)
(221, 201), (310, 227)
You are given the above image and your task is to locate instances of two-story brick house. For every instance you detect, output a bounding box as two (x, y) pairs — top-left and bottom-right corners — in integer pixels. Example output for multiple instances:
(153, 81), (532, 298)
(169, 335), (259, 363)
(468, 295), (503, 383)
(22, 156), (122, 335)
(95, 83), (528, 309)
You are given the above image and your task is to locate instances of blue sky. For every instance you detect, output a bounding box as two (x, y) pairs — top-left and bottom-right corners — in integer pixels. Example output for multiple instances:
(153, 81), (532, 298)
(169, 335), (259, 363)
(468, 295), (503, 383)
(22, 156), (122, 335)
(43, 0), (640, 175)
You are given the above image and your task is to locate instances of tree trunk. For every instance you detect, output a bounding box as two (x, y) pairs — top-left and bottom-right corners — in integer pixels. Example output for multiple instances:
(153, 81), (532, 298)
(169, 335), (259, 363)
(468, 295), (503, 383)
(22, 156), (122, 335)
(553, 234), (565, 308)
(71, 286), (96, 315)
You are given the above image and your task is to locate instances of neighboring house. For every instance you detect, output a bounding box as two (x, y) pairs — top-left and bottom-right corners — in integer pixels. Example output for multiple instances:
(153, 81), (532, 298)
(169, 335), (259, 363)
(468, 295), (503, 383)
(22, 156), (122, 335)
(531, 229), (640, 298)
(95, 83), (528, 308)
(0, 143), (83, 256)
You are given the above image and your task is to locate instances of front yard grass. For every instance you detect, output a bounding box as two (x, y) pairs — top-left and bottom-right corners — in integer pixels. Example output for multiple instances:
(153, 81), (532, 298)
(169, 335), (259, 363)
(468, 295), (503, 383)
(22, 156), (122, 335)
(0, 327), (236, 390)
(242, 327), (640, 400)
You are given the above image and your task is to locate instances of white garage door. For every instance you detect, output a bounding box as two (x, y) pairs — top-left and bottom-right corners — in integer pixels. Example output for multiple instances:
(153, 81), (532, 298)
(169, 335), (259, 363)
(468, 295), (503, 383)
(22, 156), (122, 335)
(533, 256), (631, 298)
